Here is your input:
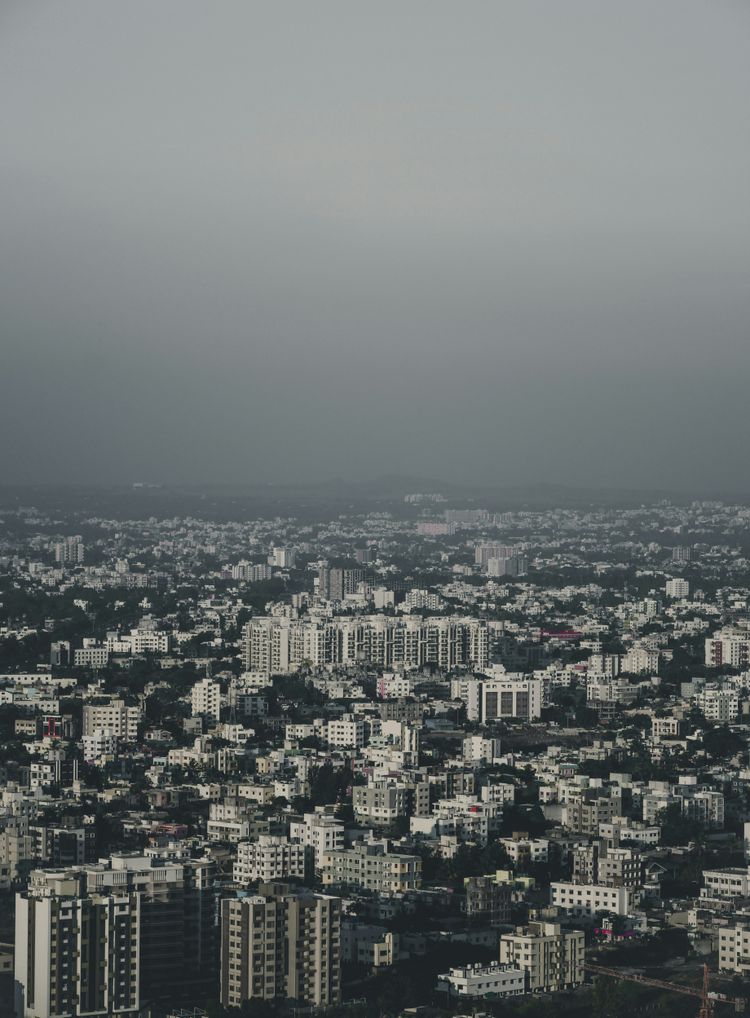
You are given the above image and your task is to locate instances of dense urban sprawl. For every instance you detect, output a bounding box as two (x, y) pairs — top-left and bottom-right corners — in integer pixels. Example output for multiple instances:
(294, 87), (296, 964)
(2, 490), (750, 1018)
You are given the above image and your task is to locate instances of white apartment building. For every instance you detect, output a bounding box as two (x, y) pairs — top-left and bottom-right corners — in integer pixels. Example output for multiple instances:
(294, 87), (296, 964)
(81, 730), (118, 762)
(289, 808), (345, 868)
(651, 716), (683, 741)
(106, 628), (172, 655)
(428, 796), (502, 845)
(693, 687), (739, 723)
(474, 543), (517, 568)
(665, 578), (690, 599)
(621, 646), (660, 675)
(243, 616), (489, 676)
(353, 780), (429, 826)
(705, 630), (750, 669)
(702, 867), (750, 899)
(53, 536), (85, 565)
(499, 836), (549, 866)
(74, 644), (110, 668)
(220, 889), (340, 1008)
(550, 882), (638, 916)
(191, 677), (222, 720)
(326, 716), (365, 749)
(480, 780), (516, 805)
(270, 547), (296, 568)
(376, 673), (415, 699)
(451, 677), (482, 721)
(599, 820), (660, 847)
(463, 735), (502, 765)
(586, 678), (637, 707)
(642, 786), (724, 828)
(438, 963), (525, 999)
(402, 589), (445, 612)
(82, 699), (141, 742)
(206, 818), (254, 843)
(233, 836), (309, 884)
(719, 920), (750, 974)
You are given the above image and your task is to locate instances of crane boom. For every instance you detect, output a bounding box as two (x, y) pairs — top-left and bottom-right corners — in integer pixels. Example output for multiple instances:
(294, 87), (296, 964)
(585, 962), (745, 1016)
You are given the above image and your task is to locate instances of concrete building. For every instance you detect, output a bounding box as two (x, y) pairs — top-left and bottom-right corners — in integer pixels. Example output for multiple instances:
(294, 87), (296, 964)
(82, 699), (141, 742)
(319, 843), (421, 893)
(562, 790), (622, 836)
(53, 536), (85, 565)
(702, 867), (750, 900)
(481, 676), (543, 722)
(233, 836), (310, 885)
(15, 871), (140, 1018)
(353, 779), (429, 826)
(341, 923), (398, 969)
(289, 808), (345, 870)
(438, 962), (525, 999)
(499, 922), (584, 992)
(326, 716), (365, 749)
(693, 687), (739, 723)
(705, 630), (750, 669)
(571, 842), (642, 888)
(665, 578), (690, 599)
(719, 919), (750, 974)
(220, 884), (341, 1008)
(191, 677), (221, 720)
(462, 876), (512, 926)
(15, 854), (218, 1009)
(243, 616), (489, 676)
(550, 881), (638, 917)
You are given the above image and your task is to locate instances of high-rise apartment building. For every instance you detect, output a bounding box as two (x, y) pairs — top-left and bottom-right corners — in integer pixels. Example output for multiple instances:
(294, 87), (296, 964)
(53, 537), (85, 566)
(705, 629), (750, 668)
(243, 616), (489, 676)
(486, 554), (528, 578)
(15, 855), (218, 1015)
(220, 884), (341, 1008)
(288, 808), (345, 871)
(15, 870), (140, 1018)
(475, 543), (518, 568)
(270, 547), (297, 568)
(191, 677), (222, 720)
(318, 566), (365, 601)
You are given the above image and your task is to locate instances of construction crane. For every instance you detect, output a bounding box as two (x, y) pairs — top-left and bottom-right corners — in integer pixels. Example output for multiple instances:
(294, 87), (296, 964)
(585, 962), (746, 1017)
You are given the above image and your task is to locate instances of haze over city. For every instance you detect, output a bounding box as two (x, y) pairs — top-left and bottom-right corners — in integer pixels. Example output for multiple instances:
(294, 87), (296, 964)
(2, 1), (749, 492)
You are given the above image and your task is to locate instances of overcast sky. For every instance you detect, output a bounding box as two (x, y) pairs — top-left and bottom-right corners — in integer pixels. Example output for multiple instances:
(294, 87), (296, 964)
(1, 1), (749, 492)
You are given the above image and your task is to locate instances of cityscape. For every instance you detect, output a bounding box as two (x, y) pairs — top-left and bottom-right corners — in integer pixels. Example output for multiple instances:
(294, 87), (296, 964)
(2, 487), (750, 1018)
(2, 3), (750, 1018)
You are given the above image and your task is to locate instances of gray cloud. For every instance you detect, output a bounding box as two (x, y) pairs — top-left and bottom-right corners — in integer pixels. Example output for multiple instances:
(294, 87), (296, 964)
(1, 0), (749, 491)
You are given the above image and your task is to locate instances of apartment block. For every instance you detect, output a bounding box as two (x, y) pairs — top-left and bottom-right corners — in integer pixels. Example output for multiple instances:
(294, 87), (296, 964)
(319, 843), (421, 893)
(82, 699), (141, 742)
(15, 871), (140, 1018)
(233, 836), (310, 885)
(220, 884), (341, 1008)
(499, 922), (584, 992)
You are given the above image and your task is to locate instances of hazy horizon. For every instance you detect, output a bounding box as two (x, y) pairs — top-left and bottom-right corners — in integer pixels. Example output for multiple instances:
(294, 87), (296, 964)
(2, 1), (749, 491)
